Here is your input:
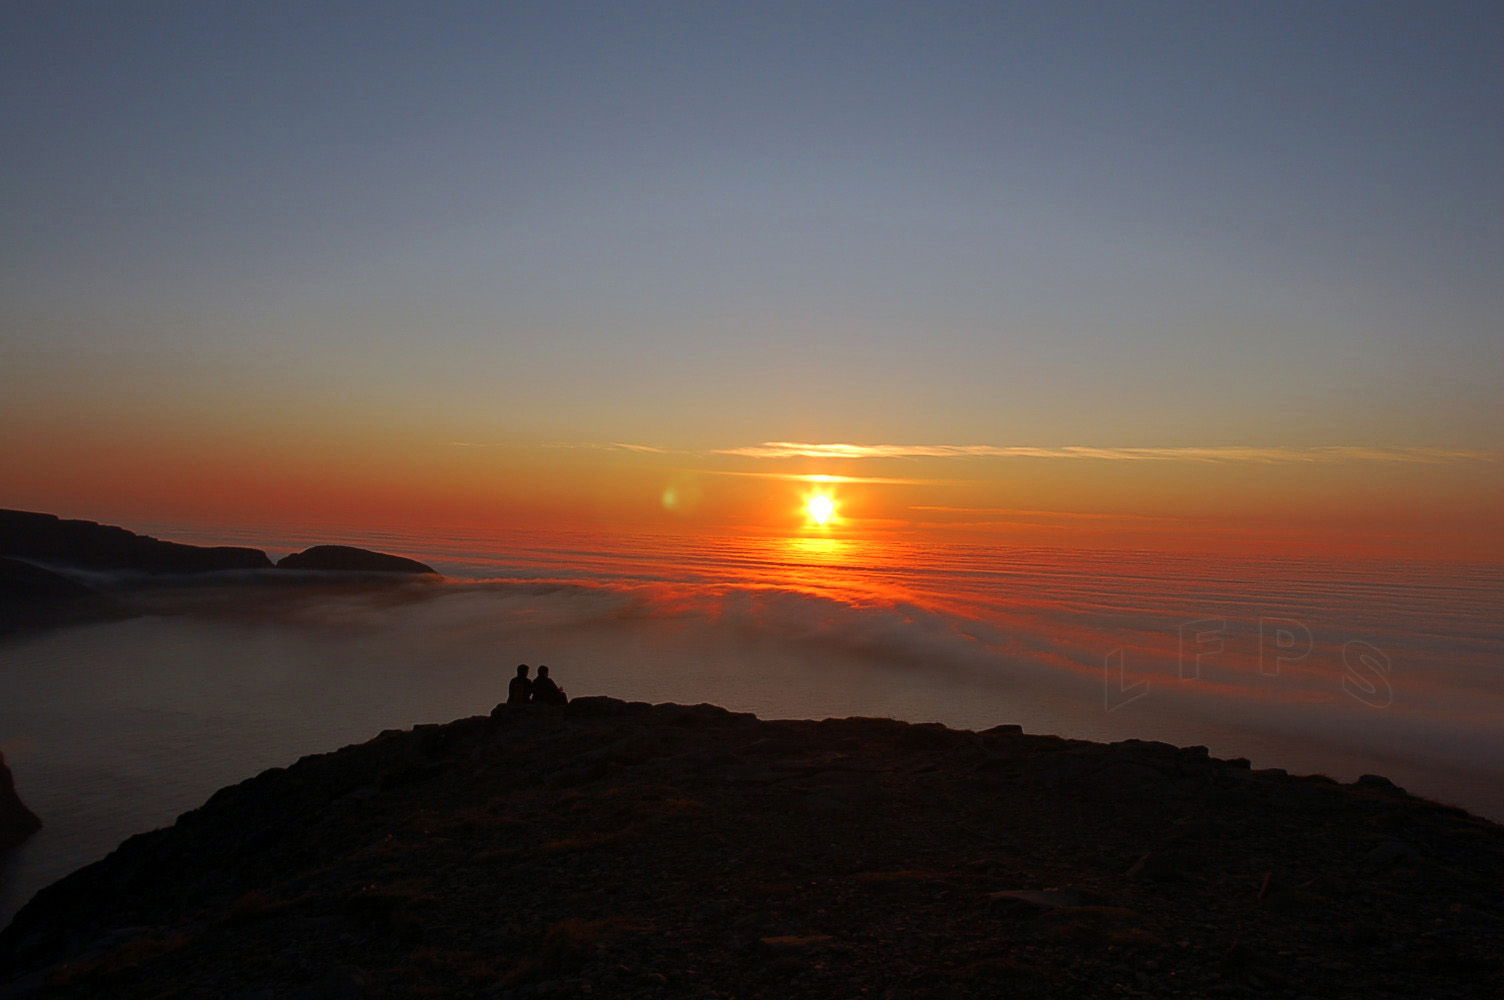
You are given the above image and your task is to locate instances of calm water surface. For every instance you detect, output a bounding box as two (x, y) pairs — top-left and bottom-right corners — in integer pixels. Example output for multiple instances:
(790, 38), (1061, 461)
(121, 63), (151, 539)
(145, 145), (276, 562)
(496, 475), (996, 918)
(3, 525), (1501, 926)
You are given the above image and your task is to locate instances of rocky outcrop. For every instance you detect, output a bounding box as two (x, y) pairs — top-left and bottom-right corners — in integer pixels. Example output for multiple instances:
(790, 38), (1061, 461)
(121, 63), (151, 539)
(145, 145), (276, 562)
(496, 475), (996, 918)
(0, 510), (271, 574)
(0, 556), (123, 636)
(0, 512), (439, 637)
(275, 545), (436, 574)
(0, 557), (95, 603)
(0, 751), (41, 852)
(2, 700), (1500, 998)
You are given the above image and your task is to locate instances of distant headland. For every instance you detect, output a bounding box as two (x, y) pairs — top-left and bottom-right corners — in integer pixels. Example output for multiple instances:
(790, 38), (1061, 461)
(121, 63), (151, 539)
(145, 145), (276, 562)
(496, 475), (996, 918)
(0, 509), (274, 574)
(0, 509), (437, 638)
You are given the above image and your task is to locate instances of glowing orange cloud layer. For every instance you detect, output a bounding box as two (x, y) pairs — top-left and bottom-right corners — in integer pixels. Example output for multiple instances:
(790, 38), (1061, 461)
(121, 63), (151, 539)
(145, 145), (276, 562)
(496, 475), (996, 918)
(6, 404), (1501, 560)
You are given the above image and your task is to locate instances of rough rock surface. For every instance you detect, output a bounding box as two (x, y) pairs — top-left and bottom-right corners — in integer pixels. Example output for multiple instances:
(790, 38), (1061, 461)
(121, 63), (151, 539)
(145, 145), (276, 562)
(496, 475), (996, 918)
(275, 545), (437, 574)
(2, 700), (1500, 999)
(0, 751), (41, 852)
(0, 510), (271, 574)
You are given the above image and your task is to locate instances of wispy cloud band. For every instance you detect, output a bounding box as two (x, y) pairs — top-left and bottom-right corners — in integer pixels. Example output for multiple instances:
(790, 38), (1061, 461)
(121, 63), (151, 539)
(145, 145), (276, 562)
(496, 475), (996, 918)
(456, 439), (1496, 465)
(689, 470), (953, 485)
(907, 506), (1183, 522)
(713, 442), (1497, 464)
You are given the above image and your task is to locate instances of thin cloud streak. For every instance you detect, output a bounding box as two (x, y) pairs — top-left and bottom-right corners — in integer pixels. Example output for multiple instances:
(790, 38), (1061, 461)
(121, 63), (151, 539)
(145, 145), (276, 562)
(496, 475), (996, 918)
(689, 469), (955, 486)
(542, 442), (672, 453)
(907, 506), (1184, 523)
(448, 442), (673, 453)
(459, 440), (1497, 466)
(714, 442), (1499, 464)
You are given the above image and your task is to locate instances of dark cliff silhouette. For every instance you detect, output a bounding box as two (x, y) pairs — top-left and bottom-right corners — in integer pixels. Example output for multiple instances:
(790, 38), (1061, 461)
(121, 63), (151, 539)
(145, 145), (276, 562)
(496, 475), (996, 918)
(0, 556), (123, 636)
(0, 510), (438, 578)
(0, 510), (271, 574)
(0, 750), (41, 852)
(0, 511), (439, 637)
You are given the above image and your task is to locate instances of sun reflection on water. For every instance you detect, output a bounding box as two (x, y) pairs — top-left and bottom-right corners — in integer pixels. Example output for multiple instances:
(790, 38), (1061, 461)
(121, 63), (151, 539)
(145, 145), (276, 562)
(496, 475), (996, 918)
(781, 531), (859, 566)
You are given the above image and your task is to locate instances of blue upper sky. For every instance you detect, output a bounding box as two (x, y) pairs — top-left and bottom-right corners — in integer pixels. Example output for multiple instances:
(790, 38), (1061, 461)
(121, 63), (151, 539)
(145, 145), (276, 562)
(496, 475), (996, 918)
(5, 1), (1501, 453)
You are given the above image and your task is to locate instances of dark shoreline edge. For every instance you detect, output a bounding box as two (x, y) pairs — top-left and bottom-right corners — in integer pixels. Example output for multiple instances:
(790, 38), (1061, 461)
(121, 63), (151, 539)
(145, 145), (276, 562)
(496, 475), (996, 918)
(0, 751), (42, 853)
(0, 509), (438, 639)
(2, 698), (1500, 998)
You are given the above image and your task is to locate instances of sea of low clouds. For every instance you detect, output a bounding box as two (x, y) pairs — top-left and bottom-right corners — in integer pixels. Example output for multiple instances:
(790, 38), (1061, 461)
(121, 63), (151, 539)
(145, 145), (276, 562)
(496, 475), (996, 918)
(3, 562), (1501, 925)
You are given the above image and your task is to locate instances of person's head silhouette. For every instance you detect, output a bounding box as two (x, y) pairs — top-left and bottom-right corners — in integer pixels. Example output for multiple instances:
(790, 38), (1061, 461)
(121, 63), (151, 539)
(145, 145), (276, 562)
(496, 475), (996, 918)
(537, 665), (549, 679)
(516, 664), (529, 677)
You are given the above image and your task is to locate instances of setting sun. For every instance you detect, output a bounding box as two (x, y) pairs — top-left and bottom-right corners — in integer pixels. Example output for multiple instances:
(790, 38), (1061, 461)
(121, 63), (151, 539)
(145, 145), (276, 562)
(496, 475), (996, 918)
(805, 492), (837, 526)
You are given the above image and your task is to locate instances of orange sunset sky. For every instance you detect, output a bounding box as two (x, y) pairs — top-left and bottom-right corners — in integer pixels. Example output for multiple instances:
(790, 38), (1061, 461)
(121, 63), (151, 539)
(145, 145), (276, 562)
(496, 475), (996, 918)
(4, 4), (1501, 559)
(5, 395), (1500, 559)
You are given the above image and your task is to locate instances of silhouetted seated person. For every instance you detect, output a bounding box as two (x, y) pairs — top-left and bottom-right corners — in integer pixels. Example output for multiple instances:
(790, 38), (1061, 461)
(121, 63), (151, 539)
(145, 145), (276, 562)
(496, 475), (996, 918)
(507, 664), (533, 705)
(531, 665), (568, 705)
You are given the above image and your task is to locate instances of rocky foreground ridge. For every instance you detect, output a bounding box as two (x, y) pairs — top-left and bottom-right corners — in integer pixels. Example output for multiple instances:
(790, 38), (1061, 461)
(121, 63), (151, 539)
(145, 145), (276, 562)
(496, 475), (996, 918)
(2, 700), (1501, 999)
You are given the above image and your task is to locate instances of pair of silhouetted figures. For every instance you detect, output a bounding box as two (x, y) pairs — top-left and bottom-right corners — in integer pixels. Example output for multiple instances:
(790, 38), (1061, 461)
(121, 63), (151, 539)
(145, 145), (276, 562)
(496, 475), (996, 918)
(508, 664), (567, 705)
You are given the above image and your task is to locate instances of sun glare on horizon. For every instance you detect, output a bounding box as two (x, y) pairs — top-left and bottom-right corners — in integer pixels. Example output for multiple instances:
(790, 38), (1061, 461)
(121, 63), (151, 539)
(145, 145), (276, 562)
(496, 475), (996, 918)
(804, 492), (837, 527)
